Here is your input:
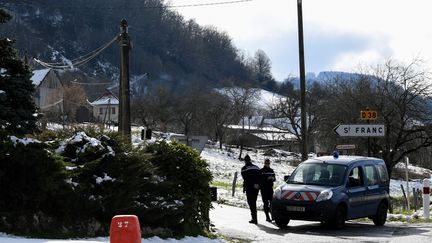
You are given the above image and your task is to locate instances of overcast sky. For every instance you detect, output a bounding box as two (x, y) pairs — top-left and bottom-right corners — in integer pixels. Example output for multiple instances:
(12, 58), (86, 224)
(172, 0), (432, 81)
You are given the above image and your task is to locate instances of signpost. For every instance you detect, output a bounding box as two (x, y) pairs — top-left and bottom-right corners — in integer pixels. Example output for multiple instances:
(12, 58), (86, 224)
(170, 135), (208, 155)
(333, 124), (385, 137)
(361, 110), (377, 120)
(334, 109), (384, 157)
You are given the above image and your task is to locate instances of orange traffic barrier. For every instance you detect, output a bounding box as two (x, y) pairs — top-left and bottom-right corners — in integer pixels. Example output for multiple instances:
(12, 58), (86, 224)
(109, 215), (141, 243)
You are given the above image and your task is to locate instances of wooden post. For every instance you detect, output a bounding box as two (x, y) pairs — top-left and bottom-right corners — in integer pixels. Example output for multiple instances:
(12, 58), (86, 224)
(401, 184), (408, 211)
(297, 0), (308, 161)
(118, 19), (131, 142)
(232, 172), (238, 197)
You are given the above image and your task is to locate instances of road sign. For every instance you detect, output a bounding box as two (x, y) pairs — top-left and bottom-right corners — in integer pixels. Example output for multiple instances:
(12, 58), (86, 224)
(170, 135), (208, 154)
(333, 124), (385, 137)
(335, 144), (356, 150)
(361, 110), (377, 120)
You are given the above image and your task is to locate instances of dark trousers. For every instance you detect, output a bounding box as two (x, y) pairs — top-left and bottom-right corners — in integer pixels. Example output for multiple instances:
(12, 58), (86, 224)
(261, 188), (273, 216)
(246, 188), (259, 220)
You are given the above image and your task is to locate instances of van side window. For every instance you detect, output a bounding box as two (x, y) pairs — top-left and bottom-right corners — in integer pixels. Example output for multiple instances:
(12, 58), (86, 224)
(364, 165), (379, 186)
(376, 164), (389, 183)
(348, 166), (363, 187)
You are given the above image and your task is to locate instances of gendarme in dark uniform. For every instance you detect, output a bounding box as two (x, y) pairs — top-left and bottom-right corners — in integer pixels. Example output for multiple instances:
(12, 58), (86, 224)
(260, 158), (276, 222)
(241, 154), (261, 224)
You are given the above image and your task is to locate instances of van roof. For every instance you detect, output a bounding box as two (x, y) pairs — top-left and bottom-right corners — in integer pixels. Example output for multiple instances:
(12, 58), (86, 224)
(303, 155), (384, 166)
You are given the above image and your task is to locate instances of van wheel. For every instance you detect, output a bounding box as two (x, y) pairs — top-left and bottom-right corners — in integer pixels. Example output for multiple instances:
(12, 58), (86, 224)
(373, 202), (388, 226)
(331, 205), (346, 229)
(275, 219), (290, 228)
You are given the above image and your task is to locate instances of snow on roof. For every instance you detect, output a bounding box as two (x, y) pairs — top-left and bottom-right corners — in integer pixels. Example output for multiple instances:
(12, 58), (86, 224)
(226, 124), (288, 133)
(90, 97), (119, 106)
(31, 69), (51, 86)
(90, 93), (119, 106)
(0, 68), (7, 77)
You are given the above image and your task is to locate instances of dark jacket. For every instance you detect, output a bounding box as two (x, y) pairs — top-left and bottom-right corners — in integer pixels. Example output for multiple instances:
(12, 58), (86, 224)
(241, 162), (261, 191)
(260, 167), (276, 192)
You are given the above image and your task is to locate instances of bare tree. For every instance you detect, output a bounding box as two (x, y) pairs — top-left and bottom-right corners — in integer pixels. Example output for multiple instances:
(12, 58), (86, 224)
(269, 79), (323, 152)
(222, 86), (259, 157)
(317, 59), (432, 176)
(172, 88), (206, 136)
(201, 91), (237, 149)
(249, 49), (276, 90)
(63, 83), (87, 122)
(131, 86), (175, 132)
(370, 59), (432, 175)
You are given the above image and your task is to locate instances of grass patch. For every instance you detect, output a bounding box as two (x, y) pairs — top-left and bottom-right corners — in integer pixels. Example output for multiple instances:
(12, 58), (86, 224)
(390, 196), (424, 213)
(211, 181), (243, 189)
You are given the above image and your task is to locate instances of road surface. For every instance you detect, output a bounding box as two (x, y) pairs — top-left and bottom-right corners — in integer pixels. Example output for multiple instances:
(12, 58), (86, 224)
(210, 203), (432, 242)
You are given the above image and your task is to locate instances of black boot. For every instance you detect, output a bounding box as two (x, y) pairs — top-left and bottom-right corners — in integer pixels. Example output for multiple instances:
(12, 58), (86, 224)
(265, 210), (272, 222)
(265, 214), (272, 222)
(249, 213), (258, 224)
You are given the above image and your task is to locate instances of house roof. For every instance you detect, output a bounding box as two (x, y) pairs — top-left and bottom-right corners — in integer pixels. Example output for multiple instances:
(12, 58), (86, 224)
(250, 132), (297, 141)
(90, 91), (119, 106)
(31, 69), (51, 86)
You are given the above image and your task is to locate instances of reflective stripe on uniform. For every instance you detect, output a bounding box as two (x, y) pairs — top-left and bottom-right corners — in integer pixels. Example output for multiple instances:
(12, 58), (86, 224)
(241, 166), (260, 172)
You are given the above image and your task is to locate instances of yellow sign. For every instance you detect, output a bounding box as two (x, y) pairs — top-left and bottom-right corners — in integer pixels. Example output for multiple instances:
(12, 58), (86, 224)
(361, 110), (377, 120)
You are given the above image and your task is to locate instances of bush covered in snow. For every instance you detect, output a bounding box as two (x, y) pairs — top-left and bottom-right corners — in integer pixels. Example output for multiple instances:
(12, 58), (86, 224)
(0, 133), (72, 236)
(145, 142), (213, 236)
(0, 131), (213, 238)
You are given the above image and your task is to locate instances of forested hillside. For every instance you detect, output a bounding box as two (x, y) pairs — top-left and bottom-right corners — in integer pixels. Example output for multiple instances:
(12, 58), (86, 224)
(0, 0), (263, 93)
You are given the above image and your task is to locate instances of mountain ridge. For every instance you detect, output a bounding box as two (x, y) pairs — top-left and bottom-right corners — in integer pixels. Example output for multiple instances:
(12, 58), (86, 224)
(0, 0), (255, 94)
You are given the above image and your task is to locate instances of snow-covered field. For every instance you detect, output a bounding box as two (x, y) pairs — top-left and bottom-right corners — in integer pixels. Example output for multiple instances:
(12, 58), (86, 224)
(201, 144), (432, 209)
(0, 234), (222, 243)
(4, 126), (431, 242)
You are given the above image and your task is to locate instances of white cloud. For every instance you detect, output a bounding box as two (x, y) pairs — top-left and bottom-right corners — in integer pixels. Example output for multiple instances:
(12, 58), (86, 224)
(172, 0), (432, 80)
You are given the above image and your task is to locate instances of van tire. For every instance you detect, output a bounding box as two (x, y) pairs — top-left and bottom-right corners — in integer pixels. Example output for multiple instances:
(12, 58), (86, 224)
(373, 202), (388, 226)
(275, 219), (289, 228)
(331, 205), (346, 229)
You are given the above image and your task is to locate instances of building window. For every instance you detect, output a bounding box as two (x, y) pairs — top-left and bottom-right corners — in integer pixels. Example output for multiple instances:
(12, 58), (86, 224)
(111, 107), (115, 115)
(99, 107), (104, 115)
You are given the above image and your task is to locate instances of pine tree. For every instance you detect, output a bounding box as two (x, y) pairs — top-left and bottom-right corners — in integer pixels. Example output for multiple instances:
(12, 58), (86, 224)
(0, 8), (37, 135)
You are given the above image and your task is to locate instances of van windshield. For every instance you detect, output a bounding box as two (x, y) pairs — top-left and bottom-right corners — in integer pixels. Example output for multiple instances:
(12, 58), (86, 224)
(287, 163), (347, 187)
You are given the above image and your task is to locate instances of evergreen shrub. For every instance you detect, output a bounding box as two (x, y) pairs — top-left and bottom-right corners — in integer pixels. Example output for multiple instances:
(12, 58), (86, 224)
(0, 131), (213, 238)
(145, 142), (213, 236)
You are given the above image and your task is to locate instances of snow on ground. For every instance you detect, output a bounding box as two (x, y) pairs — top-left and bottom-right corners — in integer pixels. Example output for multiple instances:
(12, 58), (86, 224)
(395, 162), (432, 176)
(0, 234), (222, 243)
(202, 144), (432, 206)
(202, 145), (300, 208)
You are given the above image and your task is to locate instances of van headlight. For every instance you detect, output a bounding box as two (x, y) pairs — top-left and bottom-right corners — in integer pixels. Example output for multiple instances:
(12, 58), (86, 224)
(316, 189), (333, 202)
(273, 187), (282, 199)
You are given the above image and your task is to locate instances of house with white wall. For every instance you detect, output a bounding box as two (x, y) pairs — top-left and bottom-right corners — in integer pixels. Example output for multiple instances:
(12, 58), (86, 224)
(89, 91), (119, 123)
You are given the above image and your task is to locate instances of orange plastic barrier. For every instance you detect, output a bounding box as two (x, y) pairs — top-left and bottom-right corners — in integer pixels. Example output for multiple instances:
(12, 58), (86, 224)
(109, 215), (141, 243)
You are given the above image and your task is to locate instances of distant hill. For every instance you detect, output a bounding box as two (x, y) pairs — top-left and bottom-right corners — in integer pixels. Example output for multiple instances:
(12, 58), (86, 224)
(288, 71), (363, 89)
(0, 0), (255, 95)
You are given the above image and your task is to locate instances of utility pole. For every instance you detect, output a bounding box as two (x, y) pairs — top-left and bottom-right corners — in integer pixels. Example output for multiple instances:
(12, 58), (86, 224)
(118, 19), (131, 142)
(297, 0), (308, 161)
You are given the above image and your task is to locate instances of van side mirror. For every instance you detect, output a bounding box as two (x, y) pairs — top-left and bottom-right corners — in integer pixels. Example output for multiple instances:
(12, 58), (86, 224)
(284, 175), (290, 182)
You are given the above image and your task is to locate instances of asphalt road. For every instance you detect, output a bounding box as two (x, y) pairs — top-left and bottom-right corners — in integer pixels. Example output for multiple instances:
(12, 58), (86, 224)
(210, 203), (432, 243)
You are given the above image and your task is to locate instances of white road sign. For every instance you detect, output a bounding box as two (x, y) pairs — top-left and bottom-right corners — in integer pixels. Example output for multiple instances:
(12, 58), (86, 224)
(170, 135), (208, 154)
(333, 124), (385, 137)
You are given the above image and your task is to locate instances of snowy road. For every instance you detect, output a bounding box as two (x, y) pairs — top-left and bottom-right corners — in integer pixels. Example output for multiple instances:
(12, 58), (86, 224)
(210, 203), (432, 243)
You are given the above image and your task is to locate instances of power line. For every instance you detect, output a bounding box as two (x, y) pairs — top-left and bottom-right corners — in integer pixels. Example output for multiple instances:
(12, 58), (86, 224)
(0, 0), (253, 10)
(40, 99), (63, 110)
(71, 81), (115, 85)
(34, 36), (117, 70)
(167, 0), (253, 8)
